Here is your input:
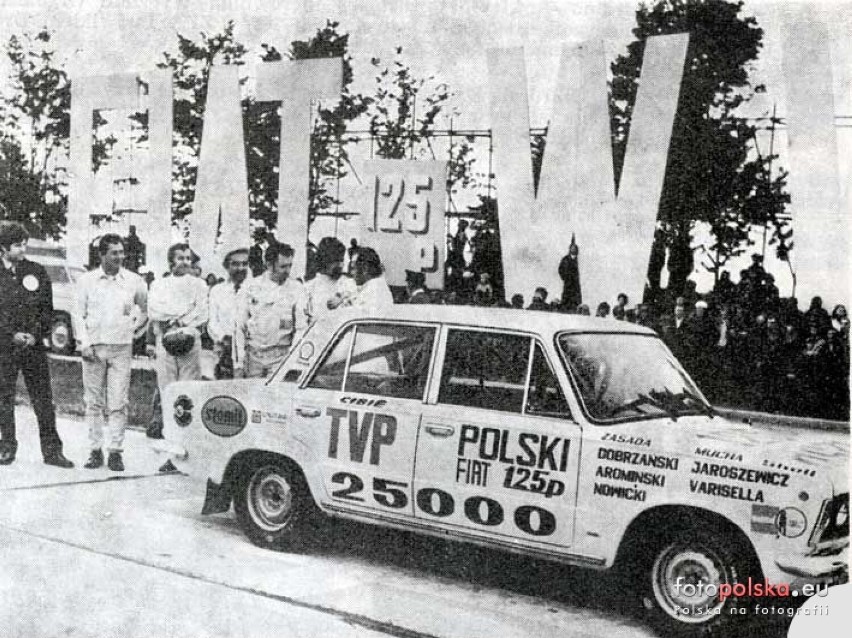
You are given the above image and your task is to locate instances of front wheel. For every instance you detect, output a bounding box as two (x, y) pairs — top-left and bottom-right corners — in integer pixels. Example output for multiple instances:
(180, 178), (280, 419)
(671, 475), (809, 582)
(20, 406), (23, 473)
(642, 529), (755, 636)
(234, 460), (315, 551)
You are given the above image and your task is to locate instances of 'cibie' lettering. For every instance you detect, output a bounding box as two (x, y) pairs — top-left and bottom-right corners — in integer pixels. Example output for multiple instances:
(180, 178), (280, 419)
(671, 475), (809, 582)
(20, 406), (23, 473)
(327, 408), (397, 465)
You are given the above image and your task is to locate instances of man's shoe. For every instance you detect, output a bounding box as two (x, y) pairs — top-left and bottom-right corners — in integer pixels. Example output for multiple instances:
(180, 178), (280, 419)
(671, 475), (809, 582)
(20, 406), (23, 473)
(107, 452), (124, 472)
(0, 442), (17, 465)
(146, 424), (164, 440)
(158, 460), (178, 473)
(84, 449), (104, 469)
(44, 452), (74, 469)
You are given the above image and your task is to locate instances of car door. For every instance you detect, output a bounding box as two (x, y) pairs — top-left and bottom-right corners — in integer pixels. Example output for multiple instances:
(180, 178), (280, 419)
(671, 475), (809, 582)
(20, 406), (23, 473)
(291, 320), (437, 521)
(413, 327), (581, 554)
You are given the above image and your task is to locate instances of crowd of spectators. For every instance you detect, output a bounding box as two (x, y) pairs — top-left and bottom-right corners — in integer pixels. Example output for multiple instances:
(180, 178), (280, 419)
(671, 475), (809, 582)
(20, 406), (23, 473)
(123, 222), (848, 421)
(436, 238), (850, 421)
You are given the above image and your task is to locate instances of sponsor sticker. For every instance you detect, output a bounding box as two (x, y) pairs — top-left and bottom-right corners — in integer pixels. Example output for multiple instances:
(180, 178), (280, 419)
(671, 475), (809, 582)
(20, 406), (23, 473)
(298, 341), (315, 362)
(173, 395), (194, 427)
(750, 504), (780, 534)
(201, 396), (247, 437)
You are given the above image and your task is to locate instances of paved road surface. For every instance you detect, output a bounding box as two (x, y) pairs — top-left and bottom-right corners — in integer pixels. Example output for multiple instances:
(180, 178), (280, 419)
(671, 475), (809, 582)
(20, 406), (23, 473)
(1, 408), (815, 638)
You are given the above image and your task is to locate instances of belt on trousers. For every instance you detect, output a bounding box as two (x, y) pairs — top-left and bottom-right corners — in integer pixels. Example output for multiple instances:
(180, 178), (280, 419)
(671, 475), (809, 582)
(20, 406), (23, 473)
(246, 344), (289, 362)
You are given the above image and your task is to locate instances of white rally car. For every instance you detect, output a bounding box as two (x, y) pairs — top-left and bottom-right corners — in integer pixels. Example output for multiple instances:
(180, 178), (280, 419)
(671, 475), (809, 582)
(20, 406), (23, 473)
(162, 306), (848, 636)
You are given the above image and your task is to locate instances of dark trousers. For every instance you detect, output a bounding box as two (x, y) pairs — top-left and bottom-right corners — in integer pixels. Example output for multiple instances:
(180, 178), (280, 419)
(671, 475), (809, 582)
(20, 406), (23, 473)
(0, 345), (63, 457)
(147, 388), (163, 439)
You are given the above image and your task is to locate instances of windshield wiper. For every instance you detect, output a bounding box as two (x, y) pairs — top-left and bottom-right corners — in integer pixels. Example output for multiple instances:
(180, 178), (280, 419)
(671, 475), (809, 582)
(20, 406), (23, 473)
(670, 388), (715, 418)
(610, 392), (681, 421)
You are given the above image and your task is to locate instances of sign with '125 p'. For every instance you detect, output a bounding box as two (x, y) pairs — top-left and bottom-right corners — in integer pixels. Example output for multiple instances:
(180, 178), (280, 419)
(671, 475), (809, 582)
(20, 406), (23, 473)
(358, 159), (447, 290)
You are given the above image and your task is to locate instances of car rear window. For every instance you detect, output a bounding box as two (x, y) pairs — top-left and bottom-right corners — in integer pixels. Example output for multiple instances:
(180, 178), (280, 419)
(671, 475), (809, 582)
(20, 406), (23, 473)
(438, 329), (531, 413)
(43, 265), (70, 284)
(307, 322), (436, 401)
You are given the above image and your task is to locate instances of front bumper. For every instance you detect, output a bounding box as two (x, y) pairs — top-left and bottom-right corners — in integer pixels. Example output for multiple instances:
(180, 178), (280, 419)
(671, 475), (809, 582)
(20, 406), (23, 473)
(775, 550), (848, 590)
(149, 439), (189, 461)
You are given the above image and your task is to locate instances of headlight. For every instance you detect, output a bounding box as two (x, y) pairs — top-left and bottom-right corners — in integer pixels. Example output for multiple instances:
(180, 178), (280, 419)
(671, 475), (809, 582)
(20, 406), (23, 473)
(811, 493), (849, 545)
(776, 507), (808, 538)
(173, 395), (194, 427)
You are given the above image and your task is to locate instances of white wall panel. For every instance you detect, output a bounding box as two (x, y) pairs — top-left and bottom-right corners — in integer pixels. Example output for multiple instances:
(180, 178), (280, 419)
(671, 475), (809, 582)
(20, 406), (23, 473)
(488, 35), (687, 306)
(256, 58), (343, 279)
(191, 65), (250, 277)
(68, 74), (138, 268)
(486, 48), (536, 300)
(781, 9), (847, 306)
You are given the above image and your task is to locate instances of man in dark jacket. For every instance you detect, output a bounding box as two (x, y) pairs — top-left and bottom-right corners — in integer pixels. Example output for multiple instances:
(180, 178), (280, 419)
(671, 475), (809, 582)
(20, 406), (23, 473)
(527, 287), (550, 311)
(558, 234), (581, 311)
(0, 222), (73, 467)
(123, 225), (146, 273)
(405, 270), (430, 304)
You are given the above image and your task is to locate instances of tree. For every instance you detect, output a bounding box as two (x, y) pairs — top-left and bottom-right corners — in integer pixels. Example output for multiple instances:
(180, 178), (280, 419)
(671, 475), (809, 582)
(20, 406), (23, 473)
(610, 0), (790, 299)
(1, 29), (69, 237)
(367, 47), (474, 191)
(0, 139), (60, 236)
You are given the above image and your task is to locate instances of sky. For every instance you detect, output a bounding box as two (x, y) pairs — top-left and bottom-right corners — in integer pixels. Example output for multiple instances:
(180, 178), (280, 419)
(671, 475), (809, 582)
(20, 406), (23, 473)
(0, 0), (849, 302)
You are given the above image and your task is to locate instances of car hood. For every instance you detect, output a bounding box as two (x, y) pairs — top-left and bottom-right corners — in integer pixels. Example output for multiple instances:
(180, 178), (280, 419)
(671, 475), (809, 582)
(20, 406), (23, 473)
(683, 416), (849, 493)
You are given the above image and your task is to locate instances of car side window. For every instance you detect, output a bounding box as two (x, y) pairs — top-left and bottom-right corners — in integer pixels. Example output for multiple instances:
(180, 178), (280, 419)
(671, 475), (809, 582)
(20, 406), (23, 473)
(525, 343), (572, 419)
(344, 323), (435, 400)
(306, 325), (355, 391)
(306, 323), (435, 400)
(438, 329), (531, 413)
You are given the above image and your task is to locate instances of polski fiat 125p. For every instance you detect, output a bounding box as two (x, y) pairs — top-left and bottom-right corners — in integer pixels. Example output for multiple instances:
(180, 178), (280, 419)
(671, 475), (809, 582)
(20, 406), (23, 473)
(162, 306), (848, 636)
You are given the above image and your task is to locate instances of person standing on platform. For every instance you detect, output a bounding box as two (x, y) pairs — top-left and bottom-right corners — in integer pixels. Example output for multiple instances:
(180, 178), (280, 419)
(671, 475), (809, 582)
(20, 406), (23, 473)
(248, 228), (275, 278)
(559, 234), (582, 312)
(0, 222), (74, 468)
(528, 288), (550, 312)
(208, 248), (250, 379)
(233, 243), (307, 378)
(406, 270), (430, 304)
(123, 225), (146, 273)
(148, 243), (209, 472)
(76, 234), (148, 471)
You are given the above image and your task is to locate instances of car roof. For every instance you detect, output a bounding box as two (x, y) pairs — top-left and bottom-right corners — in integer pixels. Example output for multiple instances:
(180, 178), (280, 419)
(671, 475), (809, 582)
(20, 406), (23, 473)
(318, 305), (657, 337)
(26, 254), (67, 266)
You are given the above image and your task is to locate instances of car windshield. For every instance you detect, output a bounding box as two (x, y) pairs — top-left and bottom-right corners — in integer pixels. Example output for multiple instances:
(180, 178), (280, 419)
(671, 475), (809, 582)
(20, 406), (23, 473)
(556, 332), (712, 423)
(43, 264), (70, 284)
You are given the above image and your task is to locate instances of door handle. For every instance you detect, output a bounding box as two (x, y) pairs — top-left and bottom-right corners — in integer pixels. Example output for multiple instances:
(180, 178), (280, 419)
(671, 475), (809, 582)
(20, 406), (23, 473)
(296, 407), (321, 418)
(425, 424), (454, 437)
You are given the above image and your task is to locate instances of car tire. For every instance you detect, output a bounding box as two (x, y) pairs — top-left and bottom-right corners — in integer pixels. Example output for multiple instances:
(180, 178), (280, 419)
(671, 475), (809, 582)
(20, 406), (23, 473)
(50, 314), (74, 355)
(640, 528), (755, 637)
(234, 459), (316, 551)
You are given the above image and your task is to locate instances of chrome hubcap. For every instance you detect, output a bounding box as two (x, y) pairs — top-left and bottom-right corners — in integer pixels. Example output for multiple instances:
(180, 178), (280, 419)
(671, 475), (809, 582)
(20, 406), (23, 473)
(247, 468), (294, 532)
(653, 545), (728, 623)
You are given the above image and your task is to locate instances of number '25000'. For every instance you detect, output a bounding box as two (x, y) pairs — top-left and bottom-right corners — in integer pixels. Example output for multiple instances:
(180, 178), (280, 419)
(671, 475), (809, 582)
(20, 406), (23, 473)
(331, 472), (557, 537)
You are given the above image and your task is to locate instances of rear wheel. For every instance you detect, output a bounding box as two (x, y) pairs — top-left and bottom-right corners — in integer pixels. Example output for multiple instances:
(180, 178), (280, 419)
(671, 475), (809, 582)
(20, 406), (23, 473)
(641, 528), (755, 636)
(234, 460), (315, 551)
